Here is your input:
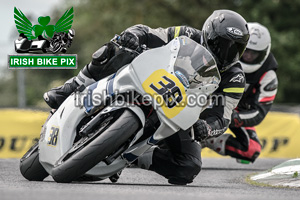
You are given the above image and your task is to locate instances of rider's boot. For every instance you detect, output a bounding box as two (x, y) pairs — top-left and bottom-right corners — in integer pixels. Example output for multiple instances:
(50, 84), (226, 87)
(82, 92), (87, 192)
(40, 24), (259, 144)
(43, 44), (112, 109)
(43, 65), (96, 109)
(201, 134), (231, 155)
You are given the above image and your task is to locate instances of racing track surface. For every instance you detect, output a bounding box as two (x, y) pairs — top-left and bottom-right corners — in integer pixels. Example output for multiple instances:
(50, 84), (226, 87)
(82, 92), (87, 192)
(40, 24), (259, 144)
(1, 158), (299, 200)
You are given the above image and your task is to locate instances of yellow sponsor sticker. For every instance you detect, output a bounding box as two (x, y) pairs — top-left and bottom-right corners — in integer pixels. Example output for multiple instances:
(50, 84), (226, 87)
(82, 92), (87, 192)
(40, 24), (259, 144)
(142, 69), (186, 119)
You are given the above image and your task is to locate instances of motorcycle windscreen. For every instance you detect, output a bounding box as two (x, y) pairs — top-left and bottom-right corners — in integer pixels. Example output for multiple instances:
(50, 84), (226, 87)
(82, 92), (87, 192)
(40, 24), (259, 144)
(168, 37), (220, 129)
(174, 38), (220, 89)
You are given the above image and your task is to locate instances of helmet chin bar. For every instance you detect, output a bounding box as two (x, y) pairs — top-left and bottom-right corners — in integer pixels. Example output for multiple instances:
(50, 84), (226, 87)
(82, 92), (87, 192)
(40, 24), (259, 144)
(240, 62), (262, 73)
(240, 43), (271, 73)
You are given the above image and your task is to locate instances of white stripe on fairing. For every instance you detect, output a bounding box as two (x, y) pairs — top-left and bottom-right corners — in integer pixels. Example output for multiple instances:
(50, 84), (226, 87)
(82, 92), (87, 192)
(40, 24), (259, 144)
(239, 111), (259, 120)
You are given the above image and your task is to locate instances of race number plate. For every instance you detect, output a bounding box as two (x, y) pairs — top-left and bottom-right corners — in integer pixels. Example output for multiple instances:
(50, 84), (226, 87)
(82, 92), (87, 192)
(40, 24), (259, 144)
(142, 69), (187, 119)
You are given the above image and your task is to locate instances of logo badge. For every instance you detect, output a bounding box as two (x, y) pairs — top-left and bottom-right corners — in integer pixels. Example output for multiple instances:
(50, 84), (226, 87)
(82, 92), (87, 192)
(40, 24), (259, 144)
(229, 74), (244, 83)
(226, 27), (243, 37)
(9, 7), (77, 69)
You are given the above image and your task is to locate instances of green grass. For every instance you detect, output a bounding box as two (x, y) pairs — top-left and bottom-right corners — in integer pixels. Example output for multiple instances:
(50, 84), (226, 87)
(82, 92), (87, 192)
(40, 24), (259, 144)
(292, 171), (299, 178)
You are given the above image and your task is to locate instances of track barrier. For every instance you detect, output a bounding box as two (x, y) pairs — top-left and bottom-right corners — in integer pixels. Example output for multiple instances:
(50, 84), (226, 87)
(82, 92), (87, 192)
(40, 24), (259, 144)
(0, 109), (300, 158)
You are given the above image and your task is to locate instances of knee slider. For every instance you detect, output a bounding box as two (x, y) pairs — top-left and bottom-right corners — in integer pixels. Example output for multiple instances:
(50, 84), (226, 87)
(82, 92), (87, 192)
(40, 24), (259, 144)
(168, 157), (202, 185)
(92, 45), (109, 65)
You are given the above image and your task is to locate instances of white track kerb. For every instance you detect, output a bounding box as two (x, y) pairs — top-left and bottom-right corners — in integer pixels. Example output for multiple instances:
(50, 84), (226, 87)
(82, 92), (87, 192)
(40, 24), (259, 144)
(251, 159), (300, 187)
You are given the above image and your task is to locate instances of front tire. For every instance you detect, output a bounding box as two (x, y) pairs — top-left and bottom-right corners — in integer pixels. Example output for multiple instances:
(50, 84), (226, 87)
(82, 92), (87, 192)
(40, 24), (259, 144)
(20, 142), (49, 181)
(52, 109), (141, 183)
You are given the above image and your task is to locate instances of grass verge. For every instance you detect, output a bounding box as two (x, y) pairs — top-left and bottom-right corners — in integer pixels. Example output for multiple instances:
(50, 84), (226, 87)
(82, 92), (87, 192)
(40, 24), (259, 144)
(245, 173), (292, 189)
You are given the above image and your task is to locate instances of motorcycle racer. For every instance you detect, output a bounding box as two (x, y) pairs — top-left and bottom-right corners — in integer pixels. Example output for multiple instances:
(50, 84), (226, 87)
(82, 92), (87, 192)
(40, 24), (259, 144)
(43, 10), (249, 184)
(202, 22), (278, 163)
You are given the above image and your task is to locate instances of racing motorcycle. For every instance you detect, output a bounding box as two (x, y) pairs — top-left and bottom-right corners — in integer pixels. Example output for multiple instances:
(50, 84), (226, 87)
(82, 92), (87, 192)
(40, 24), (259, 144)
(19, 36), (220, 183)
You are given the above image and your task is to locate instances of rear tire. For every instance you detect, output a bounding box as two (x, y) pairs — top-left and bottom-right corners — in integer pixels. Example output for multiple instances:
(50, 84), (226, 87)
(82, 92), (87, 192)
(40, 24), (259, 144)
(52, 109), (140, 183)
(20, 142), (49, 181)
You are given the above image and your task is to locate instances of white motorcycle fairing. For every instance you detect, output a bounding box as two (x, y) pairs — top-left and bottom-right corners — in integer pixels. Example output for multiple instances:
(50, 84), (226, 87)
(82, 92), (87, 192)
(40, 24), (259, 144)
(39, 36), (220, 179)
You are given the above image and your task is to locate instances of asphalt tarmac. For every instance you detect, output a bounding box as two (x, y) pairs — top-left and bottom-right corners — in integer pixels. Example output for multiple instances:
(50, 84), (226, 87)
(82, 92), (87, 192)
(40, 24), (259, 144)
(1, 158), (299, 200)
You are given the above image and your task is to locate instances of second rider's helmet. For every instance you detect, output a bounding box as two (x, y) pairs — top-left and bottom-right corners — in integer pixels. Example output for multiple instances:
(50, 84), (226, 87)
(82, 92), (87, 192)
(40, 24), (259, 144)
(239, 22), (271, 73)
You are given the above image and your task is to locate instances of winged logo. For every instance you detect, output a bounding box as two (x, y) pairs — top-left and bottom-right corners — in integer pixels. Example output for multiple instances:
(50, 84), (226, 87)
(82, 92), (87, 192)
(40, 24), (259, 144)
(14, 7), (74, 40)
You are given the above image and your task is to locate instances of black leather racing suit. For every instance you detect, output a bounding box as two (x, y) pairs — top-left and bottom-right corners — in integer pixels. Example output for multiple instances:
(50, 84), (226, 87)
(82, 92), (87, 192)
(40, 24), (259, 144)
(107, 24), (246, 184)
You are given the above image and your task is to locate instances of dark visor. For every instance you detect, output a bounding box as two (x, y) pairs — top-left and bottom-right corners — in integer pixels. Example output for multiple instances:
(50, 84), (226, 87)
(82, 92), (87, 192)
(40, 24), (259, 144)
(240, 48), (268, 65)
(207, 36), (246, 67)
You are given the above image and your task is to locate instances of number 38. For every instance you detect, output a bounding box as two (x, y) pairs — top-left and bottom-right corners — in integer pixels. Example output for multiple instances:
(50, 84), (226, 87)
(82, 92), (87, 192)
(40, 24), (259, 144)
(150, 75), (183, 108)
(47, 126), (59, 146)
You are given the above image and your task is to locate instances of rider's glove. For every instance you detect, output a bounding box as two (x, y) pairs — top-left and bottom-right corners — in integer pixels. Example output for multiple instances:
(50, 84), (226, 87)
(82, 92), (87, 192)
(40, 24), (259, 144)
(193, 119), (212, 142)
(119, 31), (139, 50)
(230, 110), (244, 128)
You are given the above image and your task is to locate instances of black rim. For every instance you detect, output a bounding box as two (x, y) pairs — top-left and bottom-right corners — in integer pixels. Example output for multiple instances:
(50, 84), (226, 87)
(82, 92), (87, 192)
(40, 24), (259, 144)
(20, 142), (39, 162)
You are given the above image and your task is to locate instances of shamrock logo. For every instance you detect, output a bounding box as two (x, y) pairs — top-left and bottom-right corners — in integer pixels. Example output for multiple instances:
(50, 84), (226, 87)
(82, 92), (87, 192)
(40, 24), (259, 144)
(14, 7), (74, 40)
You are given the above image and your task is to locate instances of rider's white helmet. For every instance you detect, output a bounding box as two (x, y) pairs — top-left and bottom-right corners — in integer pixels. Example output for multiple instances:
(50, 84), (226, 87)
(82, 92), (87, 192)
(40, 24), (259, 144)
(240, 22), (271, 73)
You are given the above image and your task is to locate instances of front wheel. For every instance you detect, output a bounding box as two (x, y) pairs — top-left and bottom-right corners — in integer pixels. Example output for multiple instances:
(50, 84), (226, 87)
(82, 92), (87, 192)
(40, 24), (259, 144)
(20, 142), (49, 181)
(51, 109), (141, 183)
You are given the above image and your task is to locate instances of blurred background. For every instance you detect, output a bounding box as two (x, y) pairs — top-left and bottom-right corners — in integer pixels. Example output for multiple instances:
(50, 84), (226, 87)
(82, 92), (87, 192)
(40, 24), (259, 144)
(1, 0), (300, 110)
(1, 0), (300, 159)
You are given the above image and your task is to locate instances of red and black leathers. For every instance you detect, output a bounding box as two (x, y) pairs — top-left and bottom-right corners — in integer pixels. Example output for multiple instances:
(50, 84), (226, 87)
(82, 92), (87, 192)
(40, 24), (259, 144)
(206, 53), (278, 162)
(226, 53), (278, 162)
(233, 53), (278, 127)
